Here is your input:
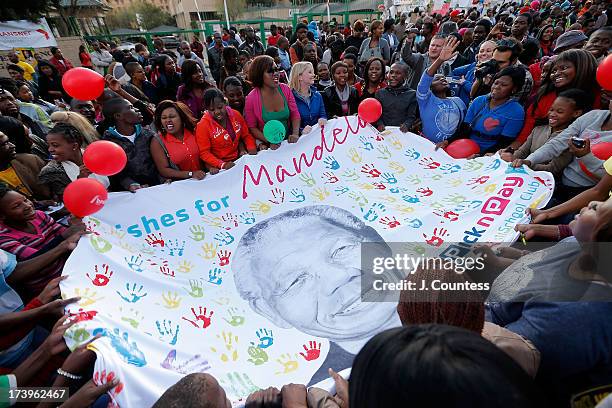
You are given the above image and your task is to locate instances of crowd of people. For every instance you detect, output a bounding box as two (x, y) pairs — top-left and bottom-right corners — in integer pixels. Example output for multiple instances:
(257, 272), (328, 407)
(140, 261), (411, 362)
(1, 0), (612, 405)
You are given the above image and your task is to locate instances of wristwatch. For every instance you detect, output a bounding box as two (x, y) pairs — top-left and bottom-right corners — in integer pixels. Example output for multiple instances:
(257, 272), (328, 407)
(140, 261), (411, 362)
(188, 171), (193, 177)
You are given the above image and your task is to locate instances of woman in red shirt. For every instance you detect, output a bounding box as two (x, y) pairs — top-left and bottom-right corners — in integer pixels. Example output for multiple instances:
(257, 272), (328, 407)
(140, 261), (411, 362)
(79, 45), (93, 69)
(151, 101), (206, 181)
(354, 57), (387, 101)
(196, 88), (257, 174)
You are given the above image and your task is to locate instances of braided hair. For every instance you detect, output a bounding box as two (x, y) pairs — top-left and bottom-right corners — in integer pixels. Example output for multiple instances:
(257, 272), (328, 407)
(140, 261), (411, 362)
(48, 123), (84, 147)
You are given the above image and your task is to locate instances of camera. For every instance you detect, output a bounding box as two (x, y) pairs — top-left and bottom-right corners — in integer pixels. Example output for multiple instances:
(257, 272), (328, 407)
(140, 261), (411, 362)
(475, 59), (499, 80)
(571, 137), (586, 149)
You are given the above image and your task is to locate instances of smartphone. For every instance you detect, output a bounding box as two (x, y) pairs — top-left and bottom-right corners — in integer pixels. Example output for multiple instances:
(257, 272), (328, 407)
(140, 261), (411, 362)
(571, 137), (586, 149)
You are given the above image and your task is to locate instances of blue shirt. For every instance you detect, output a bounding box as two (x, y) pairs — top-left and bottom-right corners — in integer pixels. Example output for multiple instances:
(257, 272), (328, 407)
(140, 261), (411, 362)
(279, 49), (291, 72)
(417, 71), (466, 143)
(292, 87), (327, 132)
(451, 62), (476, 106)
(464, 94), (524, 152)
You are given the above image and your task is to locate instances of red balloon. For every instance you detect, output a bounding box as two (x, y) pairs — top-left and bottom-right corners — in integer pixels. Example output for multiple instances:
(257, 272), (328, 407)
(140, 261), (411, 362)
(83, 141), (127, 176)
(63, 179), (108, 218)
(591, 141), (612, 160)
(358, 98), (382, 123)
(445, 138), (480, 158)
(597, 55), (612, 91)
(61, 67), (105, 101)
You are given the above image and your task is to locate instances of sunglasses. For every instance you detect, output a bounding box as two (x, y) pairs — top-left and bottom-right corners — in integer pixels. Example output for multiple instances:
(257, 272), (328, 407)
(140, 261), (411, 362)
(266, 67), (282, 74)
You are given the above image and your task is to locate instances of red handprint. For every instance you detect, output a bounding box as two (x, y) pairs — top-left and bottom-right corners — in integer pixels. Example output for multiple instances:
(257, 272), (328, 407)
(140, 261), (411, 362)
(433, 209), (460, 222)
(418, 157), (441, 170)
(145, 233), (165, 247)
(68, 308), (98, 322)
(416, 187), (433, 197)
(94, 370), (124, 395)
(268, 188), (285, 204)
(86, 264), (113, 286)
(182, 306), (214, 329)
(360, 164), (381, 178)
(218, 250), (231, 266)
(147, 258), (169, 268)
(160, 266), (175, 277)
(85, 220), (100, 236)
(467, 176), (490, 185)
(299, 341), (321, 361)
(379, 216), (401, 229)
(373, 133), (385, 141)
(322, 172), (339, 184)
(423, 228), (450, 247)
(371, 182), (387, 190)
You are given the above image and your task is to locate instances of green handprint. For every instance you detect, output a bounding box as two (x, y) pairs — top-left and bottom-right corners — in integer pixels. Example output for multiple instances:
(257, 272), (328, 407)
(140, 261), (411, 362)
(298, 172), (316, 187)
(220, 372), (260, 399)
(90, 234), (112, 253)
(189, 225), (206, 241)
(247, 344), (268, 365)
(65, 327), (91, 347)
(120, 307), (144, 329)
(376, 144), (392, 159)
(223, 307), (245, 327)
(184, 279), (204, 298)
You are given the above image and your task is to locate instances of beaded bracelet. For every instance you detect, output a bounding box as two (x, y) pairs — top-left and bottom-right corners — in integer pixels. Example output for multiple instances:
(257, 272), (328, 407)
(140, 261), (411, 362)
(56, 368), (82, 380)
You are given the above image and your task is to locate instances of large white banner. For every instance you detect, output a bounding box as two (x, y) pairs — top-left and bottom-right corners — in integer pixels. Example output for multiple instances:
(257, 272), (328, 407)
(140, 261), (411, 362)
(0, 19), (57, 51)
(61, 117), (554, 407)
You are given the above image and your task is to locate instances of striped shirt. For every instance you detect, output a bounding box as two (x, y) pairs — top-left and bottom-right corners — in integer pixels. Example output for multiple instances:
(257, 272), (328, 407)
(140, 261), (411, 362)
(0, 211), (66, 298)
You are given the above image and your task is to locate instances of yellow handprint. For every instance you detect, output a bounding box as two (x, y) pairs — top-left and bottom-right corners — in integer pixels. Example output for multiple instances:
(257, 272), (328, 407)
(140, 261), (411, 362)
(117, 240), (136, 253)
(388, 161), (405, 174)
(347, 148), (362, 163)
(211, 331), (239, 362)
(357, 183), (375, 190)
(249, 200), (271, 214)
(394, 204), (415, 214)
(74, 288), (103, 307)
(380, 195), (397, 203)
(483, 183), (497, 194)
(160, 291), (182, 309)
(202, 216), (223, 228)
(311, 187), (330, 201)
(388, 135), (403, 150)
(177, 261), (194, 273)
(275, 353), (299, 374)
(446, 178), (464, 187)
(198, 242), (218, 260)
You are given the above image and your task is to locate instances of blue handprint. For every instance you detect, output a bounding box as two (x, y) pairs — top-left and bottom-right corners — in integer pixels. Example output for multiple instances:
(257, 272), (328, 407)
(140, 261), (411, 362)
(404, 148), (420, 161)
(381, 172), (398, 184)
(117, 283), (147, 303)
(165, 239), (186, 257)
(208, 268), (224, 285)
(239, 212), (256, 225)
(359, 135), (374, 151)
(485, 159), (501, 171)
(214, 231), (235, 245)
(255, 328), (274, 349)
(125, 255), (144, 273)
(289, 188), (306, 203)
(323, 156), (340, 170)
(402, 195), (420, 204)
(361, 202), (386, 222)
(334, 186), (350, 195)
(439, 164), (461, 174)
(405, 218), (423, 228)
(156, 320), (180, 345)
(92, 328), (147, 367)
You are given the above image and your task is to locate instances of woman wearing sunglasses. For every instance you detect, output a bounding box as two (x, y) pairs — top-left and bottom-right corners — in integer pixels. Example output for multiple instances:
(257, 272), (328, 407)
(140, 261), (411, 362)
(244, 55), (301, 150)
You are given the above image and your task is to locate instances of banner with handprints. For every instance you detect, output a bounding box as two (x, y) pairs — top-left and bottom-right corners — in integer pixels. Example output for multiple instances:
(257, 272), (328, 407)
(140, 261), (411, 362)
(61, 116), (554, 407)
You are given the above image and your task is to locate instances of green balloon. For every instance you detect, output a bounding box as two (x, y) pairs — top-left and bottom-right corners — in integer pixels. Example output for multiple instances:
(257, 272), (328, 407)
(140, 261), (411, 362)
(263, 120), (286, 144)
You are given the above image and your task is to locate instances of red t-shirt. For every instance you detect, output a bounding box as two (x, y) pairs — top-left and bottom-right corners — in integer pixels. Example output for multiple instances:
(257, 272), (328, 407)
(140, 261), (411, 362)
(160, 129), (202, 172)
(267, 34), (281, 46)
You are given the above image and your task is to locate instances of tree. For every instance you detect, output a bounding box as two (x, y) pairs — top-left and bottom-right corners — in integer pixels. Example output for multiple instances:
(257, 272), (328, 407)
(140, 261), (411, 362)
(106, 1), (175, 30)
(216, 0), (247, 22)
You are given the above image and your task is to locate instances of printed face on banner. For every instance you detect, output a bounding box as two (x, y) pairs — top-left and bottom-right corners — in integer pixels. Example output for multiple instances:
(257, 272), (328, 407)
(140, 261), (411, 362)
(61, 117), (554, 407)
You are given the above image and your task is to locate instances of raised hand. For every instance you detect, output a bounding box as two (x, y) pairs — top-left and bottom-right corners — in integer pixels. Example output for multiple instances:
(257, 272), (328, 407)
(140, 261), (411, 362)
(439, 35), (460, 61)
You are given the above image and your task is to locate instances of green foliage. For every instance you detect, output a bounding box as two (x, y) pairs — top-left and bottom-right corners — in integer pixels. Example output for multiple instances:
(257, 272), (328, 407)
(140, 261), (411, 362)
(106, 1), (175, 30)
(0, 0), (55, 21)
